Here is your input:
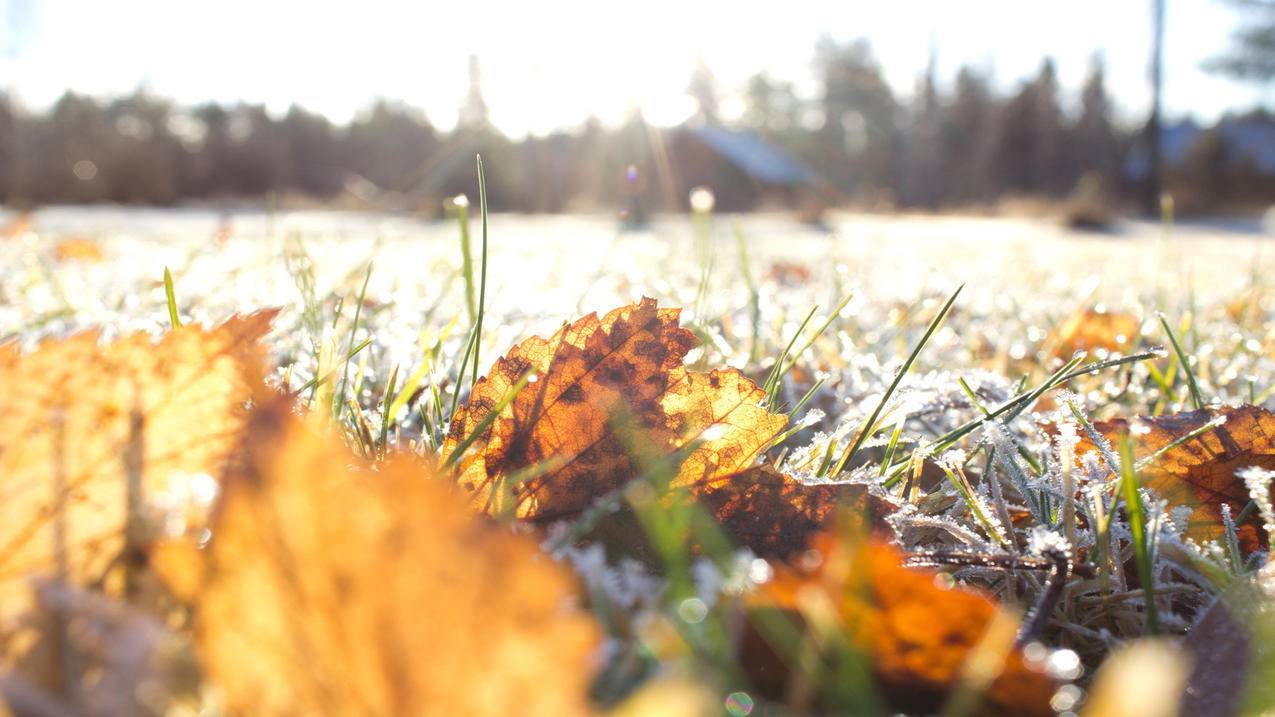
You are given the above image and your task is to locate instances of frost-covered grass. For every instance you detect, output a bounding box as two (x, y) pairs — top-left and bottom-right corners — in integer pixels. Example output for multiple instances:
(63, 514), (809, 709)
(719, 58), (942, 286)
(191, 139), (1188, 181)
(4, 201), (1275, 701)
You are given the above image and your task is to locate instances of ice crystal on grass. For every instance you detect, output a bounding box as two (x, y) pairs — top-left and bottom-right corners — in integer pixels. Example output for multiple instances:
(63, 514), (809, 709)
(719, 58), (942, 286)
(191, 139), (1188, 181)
(1027, 527), (1073, 559)
(1240, 467), (1275, 539)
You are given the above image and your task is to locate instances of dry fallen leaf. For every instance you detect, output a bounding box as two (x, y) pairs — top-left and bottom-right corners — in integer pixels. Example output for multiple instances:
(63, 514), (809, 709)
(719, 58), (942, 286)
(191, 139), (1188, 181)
(52, 237), (105, 263)
(0, 311), (276, 631)
(691, 465), (900, 561)
(1049, 307), (1140, 358)
(0, 212), (33, 240)
(745, 535), (1054, 716)
(445, 297), (787, 520)
(1076, 404), (1275, 551)
(188, 399), (599, 717)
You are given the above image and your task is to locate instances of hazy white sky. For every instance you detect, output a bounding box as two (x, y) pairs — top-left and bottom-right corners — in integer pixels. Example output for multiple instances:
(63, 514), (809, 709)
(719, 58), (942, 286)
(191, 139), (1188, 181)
(1, 0), (1271, 136)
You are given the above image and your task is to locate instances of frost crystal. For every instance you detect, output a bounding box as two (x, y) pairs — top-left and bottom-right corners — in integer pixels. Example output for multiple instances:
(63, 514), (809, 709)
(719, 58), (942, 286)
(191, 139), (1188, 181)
(937, 448), (967, 469)
(1027, 527), (1072, 559)
(553, 540), (663, 612)
(1239, 466), (1275, 538)
(692, 550), (767, 607)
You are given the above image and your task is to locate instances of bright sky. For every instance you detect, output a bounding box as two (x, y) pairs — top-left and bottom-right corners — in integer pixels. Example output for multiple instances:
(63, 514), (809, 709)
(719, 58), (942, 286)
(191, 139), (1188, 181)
(1, 0), (1271, 137)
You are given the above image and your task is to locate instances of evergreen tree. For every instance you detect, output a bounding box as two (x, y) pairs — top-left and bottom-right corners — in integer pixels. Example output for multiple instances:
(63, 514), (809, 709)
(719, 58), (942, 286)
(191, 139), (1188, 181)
(942, 66), (998, 202)
(813, 37), (900, 201)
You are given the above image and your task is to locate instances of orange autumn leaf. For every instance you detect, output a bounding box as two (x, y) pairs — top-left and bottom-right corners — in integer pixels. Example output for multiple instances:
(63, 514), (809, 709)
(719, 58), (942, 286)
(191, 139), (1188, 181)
(188, 399), (599, 717)
(445, 297), (787, 520)
(1076, 405), (1275, 551)
(0, 211), (33, 239)
(691, 465), (900, 561)
(747, 537), (1054, 716)
(52, 237), (105, 263)
(0, 311), (276, 625)
(1049, 307), (1140, 358)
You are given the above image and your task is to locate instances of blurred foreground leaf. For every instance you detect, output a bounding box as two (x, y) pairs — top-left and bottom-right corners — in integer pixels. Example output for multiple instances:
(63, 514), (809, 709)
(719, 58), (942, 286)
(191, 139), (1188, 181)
(0, 311), (277, 630)
(745, 534), (1055, 716)
(182, 398), (600, 716)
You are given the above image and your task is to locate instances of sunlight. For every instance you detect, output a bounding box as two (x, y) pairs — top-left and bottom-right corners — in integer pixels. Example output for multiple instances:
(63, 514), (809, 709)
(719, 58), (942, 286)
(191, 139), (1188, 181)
(2, 0), (1264, 134)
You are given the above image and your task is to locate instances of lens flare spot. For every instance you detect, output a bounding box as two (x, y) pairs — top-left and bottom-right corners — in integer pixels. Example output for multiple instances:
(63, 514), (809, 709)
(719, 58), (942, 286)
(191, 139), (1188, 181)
(724, 691), (754, 716)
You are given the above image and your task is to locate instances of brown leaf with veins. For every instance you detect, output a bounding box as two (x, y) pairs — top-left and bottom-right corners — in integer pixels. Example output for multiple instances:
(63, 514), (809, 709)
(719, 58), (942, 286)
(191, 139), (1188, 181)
(691, 465), (900, 561)
(0, 311), (276, 631)
(745, 536), (1054, 716)
(1076, 404), (1275, 552)
(187, 399), (599, 717)
(445, 297), (787, 520)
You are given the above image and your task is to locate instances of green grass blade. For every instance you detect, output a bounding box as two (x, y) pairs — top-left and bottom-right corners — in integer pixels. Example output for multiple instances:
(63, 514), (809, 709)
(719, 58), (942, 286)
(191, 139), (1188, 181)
(448, 323), (480, 421)
(878, 423), (904, 477)
(455, 198), (476, 322)
(471, 154), (490, 389)
(832, 284), (962, 476)
(1135, 414), (1225, 470)
(163, 266), (181, 328)
(764, 305), (818, 398)
(290, 337), (373, 396)
(882, 351), (1141, 486)
(1117, 431), (1160, 634)
(335, 262), (374, 419)
(769, 291), (854, 408)
(1159, 313), (1204, 410)
(957, 376), (991, 417)
(788, 377), (825, 419)
(378, 364), (400, 456)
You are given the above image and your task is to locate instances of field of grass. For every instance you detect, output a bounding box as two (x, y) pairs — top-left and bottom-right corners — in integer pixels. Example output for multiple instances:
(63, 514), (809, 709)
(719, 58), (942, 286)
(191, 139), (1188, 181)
(2, 189), (1275, 716)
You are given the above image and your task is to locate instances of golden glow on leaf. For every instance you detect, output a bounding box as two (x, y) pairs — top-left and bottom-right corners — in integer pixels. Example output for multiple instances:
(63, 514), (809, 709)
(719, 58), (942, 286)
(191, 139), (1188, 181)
(444, 297), (787, 520)
(52, 237), (105, 263)
(1077, 405), (1275, 551)
(1049, 307), (1139, 358)
(0, 311), (276, 626)
(190, 401), (599, 716)
(750, 537), (1054, 716)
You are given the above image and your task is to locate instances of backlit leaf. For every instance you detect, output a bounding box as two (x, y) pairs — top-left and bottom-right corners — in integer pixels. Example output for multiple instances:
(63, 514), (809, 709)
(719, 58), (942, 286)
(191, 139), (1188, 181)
(746, 535), (1054, 716)
(1050, 307), (1140, 358)
(445, 297), (787, 520)
(691, 465), (900, 561)
(189, 400), (600, 716)
(52, 237), (105, 263)
(1076, 404), (1275, 551)
(0, 311), (276, 629)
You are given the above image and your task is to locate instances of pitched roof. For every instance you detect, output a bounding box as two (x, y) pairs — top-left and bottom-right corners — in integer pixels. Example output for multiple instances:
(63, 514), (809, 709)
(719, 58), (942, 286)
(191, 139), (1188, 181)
(688, 126), (816, 185)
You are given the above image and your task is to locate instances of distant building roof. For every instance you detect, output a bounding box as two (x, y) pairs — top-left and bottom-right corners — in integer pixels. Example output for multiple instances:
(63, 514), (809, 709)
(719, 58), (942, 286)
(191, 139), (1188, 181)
(688, 126), (816, 185)
(1125, 116), (1275, 179)
(1124, 120), (1200, 179)
(1222, 117), (1275, 174)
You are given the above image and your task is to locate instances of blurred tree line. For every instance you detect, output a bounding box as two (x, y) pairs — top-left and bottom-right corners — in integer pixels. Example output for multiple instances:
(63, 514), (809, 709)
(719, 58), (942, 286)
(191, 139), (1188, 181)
(0, 40), (1264, 213)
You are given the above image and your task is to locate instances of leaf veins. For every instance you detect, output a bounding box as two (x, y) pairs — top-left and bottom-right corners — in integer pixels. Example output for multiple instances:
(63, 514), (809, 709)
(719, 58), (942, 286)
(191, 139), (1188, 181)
(691, 465), (900, 561)
(444, 297), (787, 520)
(1077, 404), (1275, 552)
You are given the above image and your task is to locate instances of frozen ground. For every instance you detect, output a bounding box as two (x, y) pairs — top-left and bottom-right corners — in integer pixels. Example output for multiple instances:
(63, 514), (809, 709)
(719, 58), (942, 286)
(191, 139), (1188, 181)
(2, 206), (1271, 402)
(5, 205), (1275, 665)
